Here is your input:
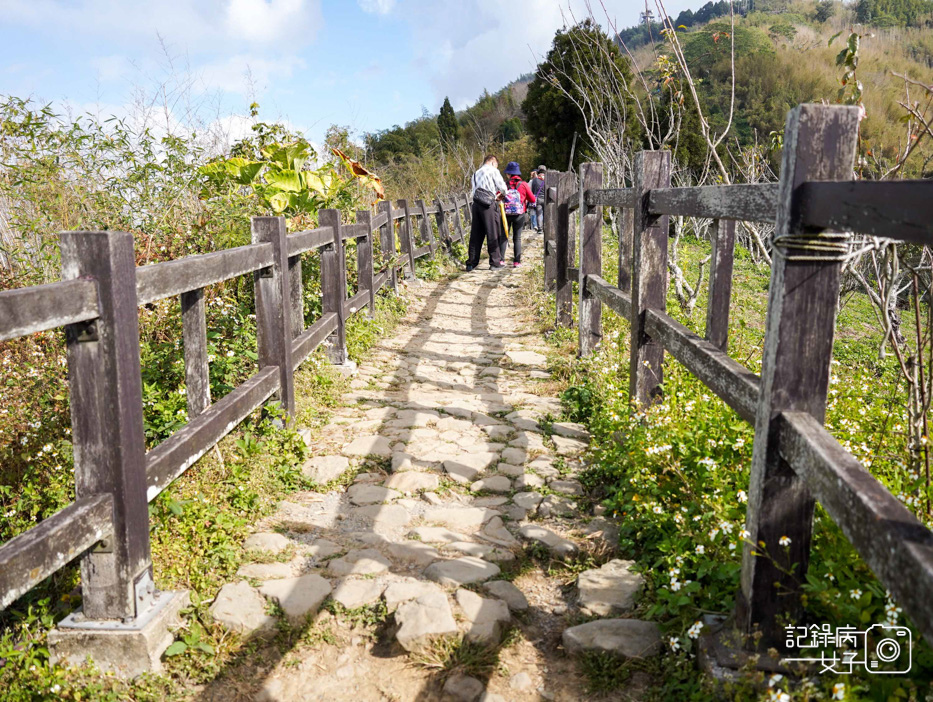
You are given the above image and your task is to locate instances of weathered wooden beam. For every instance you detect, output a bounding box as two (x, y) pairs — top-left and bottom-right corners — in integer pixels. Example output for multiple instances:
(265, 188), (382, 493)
(630, 151), (671, 406)
(451, 195), (467, 245)
(0, 278), (99, 343)
(777, 411), (933, 645)
(738, 104), (860, 649)
(370, 211), (389, 230)
(181, 289), (211, 419)
(373, 268), (389, 294)
(645, 309), (760, 423)
(705, 219), (736, 352)
(291, 313), (338, 370)
(567, 191), (581, 213)
(341, 223), (370, 241)
(416, 201), (434, 255)
(796, 180), (933, 244)
(0, 494), (113, 611)
(136, 243), (273, 305)
(146, 367), (279, 501)
(578, 163), (603, 357)
(356, 210), (375, 318)
(287, 227), (332, 256)
(649, 183), (778, 222)
(413, 244), (432, 259)
(555, 172), (575, 328)
(587, 188), (636, 209)
(319, 209), (348, 364)
(288, 255), (304, 339)
(567, 266), (580, 280)
(618, 206), (634, 295)
(344, 289), (371, 317)
(398, 199), (417, 279)
(378, 200), (398, 294)
(543, 172), (559, 292)
(586, 274), (631, 318)
(252, 217), (295, 416)
(60, 230), (152, 620)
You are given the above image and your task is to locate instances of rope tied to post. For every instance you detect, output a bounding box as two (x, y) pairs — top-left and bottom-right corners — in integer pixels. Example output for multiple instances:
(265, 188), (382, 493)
(771, 231), (892, 263)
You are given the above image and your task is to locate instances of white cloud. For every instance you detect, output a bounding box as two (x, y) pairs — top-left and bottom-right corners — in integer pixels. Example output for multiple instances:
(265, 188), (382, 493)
(397, 0), (643, 109)
(198, 53), (305, 94)
(0, 0), (323, 49)
(357, 0), (395, 14)
(225, 0), (318, 44)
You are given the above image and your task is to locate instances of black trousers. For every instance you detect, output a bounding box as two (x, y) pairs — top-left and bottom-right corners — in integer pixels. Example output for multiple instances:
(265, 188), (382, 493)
(467, 201), (504, 267)
(505, 213), (525, 263)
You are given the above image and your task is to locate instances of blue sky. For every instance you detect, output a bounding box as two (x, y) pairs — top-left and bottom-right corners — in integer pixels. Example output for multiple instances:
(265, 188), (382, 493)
(0, 0), (695, 147)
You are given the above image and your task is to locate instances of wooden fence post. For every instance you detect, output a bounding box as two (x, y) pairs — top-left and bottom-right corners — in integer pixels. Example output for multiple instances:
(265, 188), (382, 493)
(416, 199), (436, 258)
(452, 194), (467, 244)
(356, 210), (375, 318)
(555, 172), (575, 328)
(544, 171), (559, 292)
(319, 209), (348, 365)
(705, 219), (736, 352)
(287, 253), (304, 340)
(738, 104), (860, 648)
(462, 192), (473, 226)
(629, 151), (671, 406)
(398, 199), (417, 279)
(618, 207), (634, 295)
(434, 195), (452, 253)
(181, 289), (211, 418)
(578, 162), (603, 356)
(59, 231), (152, 620)
(252, 216), (295, 416)
(378, 200), (397, 294)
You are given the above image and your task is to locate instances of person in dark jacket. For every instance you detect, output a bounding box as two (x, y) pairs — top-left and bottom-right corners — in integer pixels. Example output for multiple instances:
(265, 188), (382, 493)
(532, 165), (547, 233)
(501, 162), (536, 267)
(466, 155), (509, 271)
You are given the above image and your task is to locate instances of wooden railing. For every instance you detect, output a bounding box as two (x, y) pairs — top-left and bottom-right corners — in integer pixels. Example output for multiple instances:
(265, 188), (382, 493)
(0, 193), (471, 621)
(544, 103), (933, 649)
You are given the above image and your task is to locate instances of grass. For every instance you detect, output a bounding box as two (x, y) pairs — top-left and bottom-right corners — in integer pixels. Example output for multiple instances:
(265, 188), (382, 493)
(523, 224), (933, 699)
(0, 285), (412, 701)
(410, 635), (501, 681)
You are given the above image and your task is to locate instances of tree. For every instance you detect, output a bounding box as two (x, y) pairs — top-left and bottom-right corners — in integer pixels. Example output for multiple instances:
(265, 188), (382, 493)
(523, 19), (637, 171)
(815, 0), (837, 22)
(437, 97), (460, 147)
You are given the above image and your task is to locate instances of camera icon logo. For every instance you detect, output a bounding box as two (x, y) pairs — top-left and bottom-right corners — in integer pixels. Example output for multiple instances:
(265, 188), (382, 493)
(864, 624), (912, 674)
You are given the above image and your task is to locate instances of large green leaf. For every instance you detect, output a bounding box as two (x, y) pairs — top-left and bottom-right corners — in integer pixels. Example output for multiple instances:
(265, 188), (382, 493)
(269, 191), (294, 213)
(300, 171), (326, 195)
(226, 157), (263, 184)
(264, 168), (302, 193)
(263, 142), (309, 171)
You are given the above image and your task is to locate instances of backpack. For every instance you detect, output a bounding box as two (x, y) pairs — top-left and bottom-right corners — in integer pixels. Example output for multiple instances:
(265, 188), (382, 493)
(504, 183), (524, 215)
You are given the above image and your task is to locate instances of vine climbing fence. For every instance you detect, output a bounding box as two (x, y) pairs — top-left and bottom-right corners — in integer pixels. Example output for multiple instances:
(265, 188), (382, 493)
(544, 102), (933, 655)
(0, 191), (472, 635)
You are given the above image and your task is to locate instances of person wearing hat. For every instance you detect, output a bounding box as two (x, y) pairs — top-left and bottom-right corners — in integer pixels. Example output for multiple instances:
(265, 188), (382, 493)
(501, 161), (536, 267)
(532, 165), (547, 233)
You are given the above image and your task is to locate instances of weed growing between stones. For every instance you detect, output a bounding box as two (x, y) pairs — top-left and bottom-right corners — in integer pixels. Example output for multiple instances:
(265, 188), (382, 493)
(411, 635), (500, 682)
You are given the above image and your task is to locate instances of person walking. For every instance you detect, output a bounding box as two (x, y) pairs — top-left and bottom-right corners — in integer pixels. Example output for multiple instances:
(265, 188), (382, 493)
(531, 165), (547, 233)
(466, 155), (509, 271)
(528, 170), (540, 231)
(501, 162), (536, 267)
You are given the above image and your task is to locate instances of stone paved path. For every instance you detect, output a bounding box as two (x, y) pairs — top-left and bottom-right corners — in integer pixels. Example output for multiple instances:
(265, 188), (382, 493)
(201, 235), (658, 701)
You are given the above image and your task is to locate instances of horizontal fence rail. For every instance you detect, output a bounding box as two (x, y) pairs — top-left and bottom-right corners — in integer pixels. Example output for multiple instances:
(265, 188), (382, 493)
(549, 102), (933, 653)
(136, 243), (274, 305)
(0, 190), (473, 624)
(0, 278), (100, 343)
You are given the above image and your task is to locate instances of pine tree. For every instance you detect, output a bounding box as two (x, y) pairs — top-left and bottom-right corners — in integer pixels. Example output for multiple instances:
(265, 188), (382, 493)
(437, 97), (460, 147)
